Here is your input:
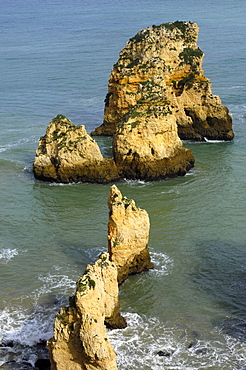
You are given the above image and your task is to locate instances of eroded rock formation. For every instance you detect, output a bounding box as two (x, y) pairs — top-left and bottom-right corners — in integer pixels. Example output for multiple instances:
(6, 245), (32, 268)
(34, 22), (233, 183)
(92, 21), (234, 141)
(47, 252), (126, 370)
(33, 115), (119, 183)
(48, 186), (153, 370)
(33, 112), (194, 182)
(108, 185), (153, 284)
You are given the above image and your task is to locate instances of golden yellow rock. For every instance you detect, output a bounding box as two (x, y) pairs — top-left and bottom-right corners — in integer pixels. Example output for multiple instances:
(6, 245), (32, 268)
(92, 21), (233, 141)
(47, 252), (126, 370)
(33, 112), (194, 182)
(48, 187), (154, 369)
(112, 92), (195, 180)
(33, 115), (120, 183)
(108, 185), (153, 284)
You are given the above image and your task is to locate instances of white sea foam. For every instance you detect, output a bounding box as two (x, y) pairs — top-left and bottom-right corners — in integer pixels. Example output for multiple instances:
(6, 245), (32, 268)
(185, 169), (195, 176)
(0, 305), (53, 366)
(49, 181), (82, 186)
(161, 188), (181, 195)
(229, 86), (244, 89)
(0, 248), (18, 263)
(149, 250), (173, 276)
(204, 137), (226, 143)
(0, 272), (76, 368)
(1, 272), (76, 345)
(0, 307), (26, 342)
(123, 178), (150, 186)
(108, 312), (246, 370)
(6, 308), (54, 346)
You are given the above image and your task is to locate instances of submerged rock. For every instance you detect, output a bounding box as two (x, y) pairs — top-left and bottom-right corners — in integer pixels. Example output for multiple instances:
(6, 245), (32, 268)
(156, 350), (174, 357)
(47, 252), (126, 370)
(35, 359), (51, 370)
(33, 115), (120, 183)
(92, 21), (234, 141)
(108, 185), (153, 284)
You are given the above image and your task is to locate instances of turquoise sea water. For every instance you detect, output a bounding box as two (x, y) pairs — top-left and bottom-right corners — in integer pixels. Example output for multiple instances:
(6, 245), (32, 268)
(1, 0), (246, 369)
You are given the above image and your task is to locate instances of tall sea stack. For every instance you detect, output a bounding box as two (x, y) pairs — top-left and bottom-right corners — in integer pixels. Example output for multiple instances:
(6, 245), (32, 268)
(92, 21), (233, 141)
(47, 186), (153, 370)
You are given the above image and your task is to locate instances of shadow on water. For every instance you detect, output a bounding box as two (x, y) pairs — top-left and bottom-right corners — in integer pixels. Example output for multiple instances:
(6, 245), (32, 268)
(191, 239), (246, 342)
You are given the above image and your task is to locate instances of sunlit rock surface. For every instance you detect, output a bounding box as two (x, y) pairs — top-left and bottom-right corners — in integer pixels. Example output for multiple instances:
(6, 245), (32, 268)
(108, 185), (153, 284)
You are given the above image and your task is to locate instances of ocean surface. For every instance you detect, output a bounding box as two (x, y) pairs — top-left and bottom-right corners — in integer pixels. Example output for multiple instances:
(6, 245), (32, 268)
(1, 0), (246, 369)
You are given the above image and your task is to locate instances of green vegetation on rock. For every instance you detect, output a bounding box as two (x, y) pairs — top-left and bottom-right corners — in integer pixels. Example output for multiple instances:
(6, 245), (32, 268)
(77, 274), (96, 294)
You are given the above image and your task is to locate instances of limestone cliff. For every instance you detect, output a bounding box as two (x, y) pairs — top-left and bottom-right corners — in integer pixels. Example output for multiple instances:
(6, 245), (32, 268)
(108, 185), (153, 284)
(92, 21), (233, 141)
(33, 115), (119, 183)
(47, 252), (126, 370)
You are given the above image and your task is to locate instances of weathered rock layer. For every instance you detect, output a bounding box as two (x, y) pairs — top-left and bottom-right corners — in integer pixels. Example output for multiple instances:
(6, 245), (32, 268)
(92, 21), (233, 141)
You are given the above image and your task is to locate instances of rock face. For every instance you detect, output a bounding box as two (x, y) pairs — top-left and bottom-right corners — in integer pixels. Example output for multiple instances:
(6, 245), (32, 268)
(108, 185), (153, 284)
(92, 21), (234, 141)
(47, 252), (126, 370)
(33, 115), (120, 183)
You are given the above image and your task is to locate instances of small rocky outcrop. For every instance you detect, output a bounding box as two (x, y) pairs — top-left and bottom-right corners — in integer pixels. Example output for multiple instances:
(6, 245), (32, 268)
(33, 115), (119, 183)
(108, 185), (153, 284)
(47, 252), (126, 370)
(92, 21), (234, 141)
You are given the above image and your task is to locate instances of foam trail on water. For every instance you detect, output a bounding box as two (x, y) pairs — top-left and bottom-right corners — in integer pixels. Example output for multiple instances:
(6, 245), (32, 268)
(204, 137), (226, 143)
